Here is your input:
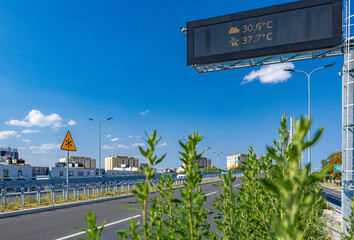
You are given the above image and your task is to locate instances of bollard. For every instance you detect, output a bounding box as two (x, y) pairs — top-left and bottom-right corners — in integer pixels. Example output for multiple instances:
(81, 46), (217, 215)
(36, 183), (41, 205)
(52, 183), (56, 203)
(127, 181), (130, 192)
(113, 181), (116, 194)
(121, 182), (123, 193)
(83, 182), (86, 196)
(100, 181), (103, 194)
(92, 182), (95, 195)
(62, 183), (65, 199)
(76, 183), (79, 200)
(96, 182), (99, 197)
(87, 183), (90, 198)
(108, 181), (111, 193)
(73, 183), (76, 199)
(105, 182), (108, 194)
(21, 184), (25, 207)
(2, 185), (6, 208)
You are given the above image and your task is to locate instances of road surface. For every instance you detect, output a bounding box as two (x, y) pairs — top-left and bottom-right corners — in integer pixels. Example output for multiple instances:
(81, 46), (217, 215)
(0, 178), (243, 240)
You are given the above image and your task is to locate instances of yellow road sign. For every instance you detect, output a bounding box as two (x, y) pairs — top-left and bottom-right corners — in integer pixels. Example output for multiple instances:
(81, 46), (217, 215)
(61, 131), (76, 151)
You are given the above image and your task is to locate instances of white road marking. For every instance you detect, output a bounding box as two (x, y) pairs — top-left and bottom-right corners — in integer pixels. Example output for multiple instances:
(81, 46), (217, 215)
(55, 215), (141, 240)
(205, 191), (217, 196)
(234, 184), (241, 187)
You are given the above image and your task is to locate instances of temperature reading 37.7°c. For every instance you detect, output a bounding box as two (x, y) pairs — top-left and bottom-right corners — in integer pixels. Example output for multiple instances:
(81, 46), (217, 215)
(229, 21), (273, 47)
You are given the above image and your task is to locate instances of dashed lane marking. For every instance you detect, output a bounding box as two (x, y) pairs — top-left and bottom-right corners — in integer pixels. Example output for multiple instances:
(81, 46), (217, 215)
(55, 215), (141, 240)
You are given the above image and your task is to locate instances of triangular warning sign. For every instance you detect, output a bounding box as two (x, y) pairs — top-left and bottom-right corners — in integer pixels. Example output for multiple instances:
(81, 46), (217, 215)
(61, 131), (76, 151)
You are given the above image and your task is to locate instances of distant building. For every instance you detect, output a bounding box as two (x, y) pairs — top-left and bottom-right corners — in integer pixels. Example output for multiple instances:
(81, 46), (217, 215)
(182, 157), (211, 169)
(0, 146), (25, 165)
(105, 156), (139, 171)
(58, 156), (96, 169)
(112, 166), (139, 172)
(50, 167), (98, 178)
(32, 166), (49, 177)
(0, 165), (32, 178)
(227, 154), (247, 169)
(161, 168), (176, 173)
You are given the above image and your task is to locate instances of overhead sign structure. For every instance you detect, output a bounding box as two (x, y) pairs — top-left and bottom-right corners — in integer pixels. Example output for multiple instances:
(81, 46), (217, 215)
(334, 164), (342, 173)
(60, 131), (76, 151)
(187, 0), (342, 66)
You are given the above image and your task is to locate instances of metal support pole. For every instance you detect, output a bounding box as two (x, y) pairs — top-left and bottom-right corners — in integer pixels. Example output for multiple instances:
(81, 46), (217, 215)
(99, 123), (101, 177)
(66, 150), (69, 200)
(21, 184), (24, 207)
(64, 183), (68, 201)
(342, 0), (354, 231)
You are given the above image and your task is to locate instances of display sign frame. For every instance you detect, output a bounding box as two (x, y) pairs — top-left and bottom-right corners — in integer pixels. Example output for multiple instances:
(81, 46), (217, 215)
(187, 0), (342, 66)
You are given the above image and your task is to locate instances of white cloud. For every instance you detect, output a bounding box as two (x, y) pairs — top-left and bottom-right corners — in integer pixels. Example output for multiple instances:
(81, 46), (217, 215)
(242, 63), (295, 84)
(29, 143), (60, 154)
(102, 145), (116, 150)
(136, 136), (142, 139)
(0, 131), (18, 139)
(107, 134), (112, 138)
(67, 120), (77, 126)
(22, 129), (40, 134)
(17, 147), (26, 150)
(117, 144), (129, 149)
(110, 138), (121, 142)
(132, 143), (145, 147)
(158, 142), (168, 147)
(138, 109), (150, 115)
(6, 110), (63, 128)
(22, 139), (31, 143)
(128, 135), (133, 139)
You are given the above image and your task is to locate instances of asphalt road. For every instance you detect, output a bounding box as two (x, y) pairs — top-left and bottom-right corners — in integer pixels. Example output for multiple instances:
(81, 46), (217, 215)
(322, 185), (341, 206)
(0, 177), (243, 240)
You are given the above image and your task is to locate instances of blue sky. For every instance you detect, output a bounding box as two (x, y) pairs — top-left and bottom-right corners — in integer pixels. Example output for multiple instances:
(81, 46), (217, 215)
(0, 0), (342, 171)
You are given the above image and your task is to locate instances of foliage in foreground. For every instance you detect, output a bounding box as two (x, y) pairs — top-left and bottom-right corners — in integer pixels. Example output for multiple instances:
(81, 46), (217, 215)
(78, 115), (347, 239)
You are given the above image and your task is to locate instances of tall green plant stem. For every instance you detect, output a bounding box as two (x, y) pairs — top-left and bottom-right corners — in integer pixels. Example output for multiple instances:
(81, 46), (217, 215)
(143, 176), (149, 240)
(188, 186), (194, 240)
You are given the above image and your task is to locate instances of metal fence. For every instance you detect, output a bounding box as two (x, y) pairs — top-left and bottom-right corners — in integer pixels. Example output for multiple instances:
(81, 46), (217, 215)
(0, 171), (241, 209)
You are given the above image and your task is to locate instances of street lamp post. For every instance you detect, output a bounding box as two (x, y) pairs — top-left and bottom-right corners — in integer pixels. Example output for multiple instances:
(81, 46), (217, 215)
(204, 147), (210, 170)
(284, 63), (335, 165)
(88, 117), (114, 177)
(214, 152), (223, 170)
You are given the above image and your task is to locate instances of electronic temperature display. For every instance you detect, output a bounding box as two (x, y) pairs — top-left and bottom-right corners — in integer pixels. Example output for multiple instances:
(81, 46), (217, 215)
(187, 0), (342, 65)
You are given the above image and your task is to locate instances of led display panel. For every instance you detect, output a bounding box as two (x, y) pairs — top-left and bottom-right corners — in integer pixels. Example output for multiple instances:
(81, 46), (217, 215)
(187, 0), (342, 65)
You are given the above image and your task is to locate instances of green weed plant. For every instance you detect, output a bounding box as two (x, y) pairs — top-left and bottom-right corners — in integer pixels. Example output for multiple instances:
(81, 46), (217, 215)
(77, 116), (348, 239)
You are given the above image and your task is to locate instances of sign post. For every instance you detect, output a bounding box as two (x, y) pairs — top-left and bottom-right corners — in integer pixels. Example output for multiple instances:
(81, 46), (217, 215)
(60, 131), (76, 200)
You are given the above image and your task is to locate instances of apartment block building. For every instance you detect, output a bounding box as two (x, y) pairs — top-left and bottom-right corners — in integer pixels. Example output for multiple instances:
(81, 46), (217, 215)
(227, 154), (247, 169)
(182, 157), (211, 169)
(105, 156), (139, 171)
(59, 156), (96, 169)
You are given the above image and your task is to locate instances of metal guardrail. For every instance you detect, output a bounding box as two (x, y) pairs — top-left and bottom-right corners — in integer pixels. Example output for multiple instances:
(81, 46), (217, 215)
(0, 171), (242, 209)
(327, 201), (342, 214)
